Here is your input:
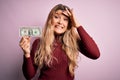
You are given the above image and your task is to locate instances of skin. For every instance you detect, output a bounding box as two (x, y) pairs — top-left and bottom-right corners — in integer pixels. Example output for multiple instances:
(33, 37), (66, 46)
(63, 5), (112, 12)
(19, 8), (81, 58)
(52, 10), (69, 35)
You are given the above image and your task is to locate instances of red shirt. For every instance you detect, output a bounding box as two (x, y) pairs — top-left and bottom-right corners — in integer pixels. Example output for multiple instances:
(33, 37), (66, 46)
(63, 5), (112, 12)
(22, 26), (100, 80)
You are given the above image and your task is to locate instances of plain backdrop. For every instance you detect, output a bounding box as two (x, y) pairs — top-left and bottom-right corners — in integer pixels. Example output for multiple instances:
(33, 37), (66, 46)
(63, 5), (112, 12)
(0, 0), (120, 80)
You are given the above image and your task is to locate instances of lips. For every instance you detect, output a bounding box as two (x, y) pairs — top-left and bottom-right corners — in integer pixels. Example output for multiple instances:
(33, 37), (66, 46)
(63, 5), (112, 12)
(55, 25), (64, 29)
(54, 25), (67, 34)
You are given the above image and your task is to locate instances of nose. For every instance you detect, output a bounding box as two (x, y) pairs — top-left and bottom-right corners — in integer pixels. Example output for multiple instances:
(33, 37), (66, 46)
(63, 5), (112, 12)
(58, 18), (63, 24)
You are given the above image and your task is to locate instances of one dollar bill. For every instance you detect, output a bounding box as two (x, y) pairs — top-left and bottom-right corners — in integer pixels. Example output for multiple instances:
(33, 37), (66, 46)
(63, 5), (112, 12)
(19, 27), (41, 37)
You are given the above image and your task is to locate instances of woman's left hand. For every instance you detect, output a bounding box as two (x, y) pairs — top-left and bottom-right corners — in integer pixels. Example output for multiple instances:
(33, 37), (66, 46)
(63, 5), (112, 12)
(63, 8), (81, 28)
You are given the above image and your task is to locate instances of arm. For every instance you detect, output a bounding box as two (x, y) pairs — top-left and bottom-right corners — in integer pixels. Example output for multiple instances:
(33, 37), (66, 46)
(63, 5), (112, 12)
(64, 9), (100, 59)
(77, 26), (100, 59)
(22, 38), (40, 79)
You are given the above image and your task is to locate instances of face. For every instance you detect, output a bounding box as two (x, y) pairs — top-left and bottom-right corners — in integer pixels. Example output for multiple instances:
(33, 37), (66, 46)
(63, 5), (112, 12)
(51, 10), (69, 35)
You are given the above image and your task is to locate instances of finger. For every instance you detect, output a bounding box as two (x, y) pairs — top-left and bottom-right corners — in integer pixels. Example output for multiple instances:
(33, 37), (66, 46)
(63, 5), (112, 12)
(20, 41), (26, 49)
(19, 38), (25, 46)
(62, 11), (69, 17)
(19, 38), (26, 46)
(70, 8), (74, 17)
(19, 36), (30, 47)
(20, 39), (28, 47)
(22, 36), (30, 44)
(22, 43), (30, 49)
(65, 8), (72, 16)
(21, 42), (30, 51)
(23, 36), (30, 41)
(19, 40), (25, 47)
(19, 37), (24, 43)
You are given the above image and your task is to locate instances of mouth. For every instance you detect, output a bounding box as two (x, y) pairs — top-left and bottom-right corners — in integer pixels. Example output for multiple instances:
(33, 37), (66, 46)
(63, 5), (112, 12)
(55, 25), (64, 29)
(54, 25), (66, 34)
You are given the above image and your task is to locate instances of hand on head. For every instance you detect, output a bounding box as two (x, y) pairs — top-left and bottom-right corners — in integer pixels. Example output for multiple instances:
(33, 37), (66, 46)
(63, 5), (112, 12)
(62, 8), (80, 28)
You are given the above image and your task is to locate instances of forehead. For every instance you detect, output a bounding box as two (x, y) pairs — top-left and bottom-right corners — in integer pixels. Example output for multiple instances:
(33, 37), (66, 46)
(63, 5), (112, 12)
(54, 10), (69, 18)
(55, 10), (63, 15)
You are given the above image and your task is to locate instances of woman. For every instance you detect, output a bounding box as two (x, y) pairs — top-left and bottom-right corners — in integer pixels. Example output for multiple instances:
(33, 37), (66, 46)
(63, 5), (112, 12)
(19, 4), (100, 80)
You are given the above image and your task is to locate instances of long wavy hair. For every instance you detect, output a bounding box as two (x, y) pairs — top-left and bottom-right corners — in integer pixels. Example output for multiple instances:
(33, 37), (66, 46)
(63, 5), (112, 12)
(34, 4), (80, 76)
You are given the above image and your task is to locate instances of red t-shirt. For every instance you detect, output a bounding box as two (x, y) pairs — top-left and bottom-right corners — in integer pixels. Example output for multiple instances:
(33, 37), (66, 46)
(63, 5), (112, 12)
(22, 26), (100, 80)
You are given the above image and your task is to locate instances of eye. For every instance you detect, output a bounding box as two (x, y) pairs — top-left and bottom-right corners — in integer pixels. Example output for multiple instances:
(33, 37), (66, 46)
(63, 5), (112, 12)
(54, 15), (59, 19)
(64, 18), (69, 21)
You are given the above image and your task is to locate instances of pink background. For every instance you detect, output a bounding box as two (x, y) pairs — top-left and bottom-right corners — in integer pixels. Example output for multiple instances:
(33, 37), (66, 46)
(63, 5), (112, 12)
(0, 0), (120, 80)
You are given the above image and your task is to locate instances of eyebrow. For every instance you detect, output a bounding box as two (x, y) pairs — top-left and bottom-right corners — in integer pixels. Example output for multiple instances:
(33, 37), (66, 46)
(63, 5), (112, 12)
(55, 12), (69, 18)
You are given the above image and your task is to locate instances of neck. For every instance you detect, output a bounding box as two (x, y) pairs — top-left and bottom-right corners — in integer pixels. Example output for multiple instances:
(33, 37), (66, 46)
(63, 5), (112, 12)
(54, 33), (64, 43)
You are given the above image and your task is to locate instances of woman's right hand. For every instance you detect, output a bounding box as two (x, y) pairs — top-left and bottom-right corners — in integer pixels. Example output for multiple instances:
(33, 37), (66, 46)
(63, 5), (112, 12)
(19, 36), (31, 58)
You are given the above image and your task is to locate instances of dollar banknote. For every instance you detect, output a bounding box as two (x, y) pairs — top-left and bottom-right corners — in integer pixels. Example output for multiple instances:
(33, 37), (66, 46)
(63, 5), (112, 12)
(20, 27), (41, 37)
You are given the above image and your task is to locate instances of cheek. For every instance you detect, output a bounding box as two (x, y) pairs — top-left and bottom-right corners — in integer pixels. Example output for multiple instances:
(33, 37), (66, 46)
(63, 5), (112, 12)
(64, 22), (68, 28)
(51, 17), (58, 25)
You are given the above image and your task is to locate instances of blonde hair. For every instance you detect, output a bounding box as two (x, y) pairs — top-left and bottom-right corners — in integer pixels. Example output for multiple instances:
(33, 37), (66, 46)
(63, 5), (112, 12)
(34, 4), (79, 76)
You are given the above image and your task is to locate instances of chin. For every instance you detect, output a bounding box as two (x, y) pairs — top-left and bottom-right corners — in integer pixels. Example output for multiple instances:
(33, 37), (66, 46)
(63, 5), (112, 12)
(54, 32), (65, 36)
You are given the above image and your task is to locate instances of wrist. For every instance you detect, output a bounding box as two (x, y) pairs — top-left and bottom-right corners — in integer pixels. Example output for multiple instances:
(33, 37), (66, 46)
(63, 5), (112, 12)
(24, 53), (30, 58)
(75, 22), (81, 28)
(76, 24), (81, 28)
